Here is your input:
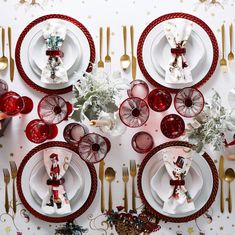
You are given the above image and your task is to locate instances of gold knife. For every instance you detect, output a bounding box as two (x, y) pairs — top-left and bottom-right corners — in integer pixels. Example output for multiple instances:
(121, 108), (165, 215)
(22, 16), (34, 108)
(219, 155), (225, 213)
(130, 25), (136, 80)
(99, 160), (105, 213)
(8, 27), (14, 82)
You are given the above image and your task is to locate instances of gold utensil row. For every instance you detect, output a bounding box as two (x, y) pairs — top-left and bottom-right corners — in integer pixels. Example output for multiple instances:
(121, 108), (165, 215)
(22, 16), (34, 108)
(3, 161), (18, 214)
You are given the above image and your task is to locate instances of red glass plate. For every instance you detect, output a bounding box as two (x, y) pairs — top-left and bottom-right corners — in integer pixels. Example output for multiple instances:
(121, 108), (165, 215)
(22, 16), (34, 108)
(15, 14), (95, 94)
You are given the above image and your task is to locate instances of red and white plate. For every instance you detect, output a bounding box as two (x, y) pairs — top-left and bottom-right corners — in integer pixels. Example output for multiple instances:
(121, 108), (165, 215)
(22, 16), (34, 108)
(15, 14), (95, 94)
(137, 12), (219, 93)
(137, 141), (218, 223)
(17, 141), (97, 223)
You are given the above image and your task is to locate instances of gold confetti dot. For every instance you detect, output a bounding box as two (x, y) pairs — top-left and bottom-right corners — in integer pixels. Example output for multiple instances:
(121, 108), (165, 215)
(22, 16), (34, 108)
(10, 153), (14, 157)
(146, 11), (151, 15)
(220, 226), (223, 230)
(0, 144), (3, 148)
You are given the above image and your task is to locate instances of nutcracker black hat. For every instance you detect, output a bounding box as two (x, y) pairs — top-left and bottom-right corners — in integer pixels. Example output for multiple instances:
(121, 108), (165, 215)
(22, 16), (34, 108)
(173, 156), (184, 169)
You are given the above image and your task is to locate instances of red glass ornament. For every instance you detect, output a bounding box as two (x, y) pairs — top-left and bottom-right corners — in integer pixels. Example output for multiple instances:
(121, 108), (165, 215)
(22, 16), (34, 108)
(119, 97), (149, 128)
(77, 133), (111, 163)
(174, 87), (204, 118)
(38, 95), (72, 125)
(148, 89), (172, 112)
(132, 131), (154, 153)
(25, 119), (58, 144)
(160, 114), (185, 139)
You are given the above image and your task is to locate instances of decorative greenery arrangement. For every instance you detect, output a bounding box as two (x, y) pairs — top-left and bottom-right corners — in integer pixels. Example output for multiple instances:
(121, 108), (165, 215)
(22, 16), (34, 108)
(71, 70), (129, 122)
(106, 206), (161, 235)
(195, 0), (227, 10)
(55, 221), (87, 235)
(185, 90), (235, 152)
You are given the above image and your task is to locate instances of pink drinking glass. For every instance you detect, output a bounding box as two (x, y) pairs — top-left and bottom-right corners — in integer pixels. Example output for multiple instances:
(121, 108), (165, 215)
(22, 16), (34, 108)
(174, 87), (204, 118)
(0, 79), (8, 95)
(63, 123), (89, 145)
(160, 114), (185, 139)
(148, 89), (172, 112)
(25, 119), (58, 144)
(132, 131), (154, 153)
(127, 79), (149, 100)
(0, 91), (33, 116)
(77, 133), (111, 163)
(119, 97), (149, 128)
(38, 95), (72, 125)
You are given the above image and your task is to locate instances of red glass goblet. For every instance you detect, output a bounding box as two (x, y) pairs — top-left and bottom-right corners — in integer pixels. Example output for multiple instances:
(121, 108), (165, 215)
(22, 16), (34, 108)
(148, 89), (172, 112)
(0, 79), (8, 95)
(63, 123), (89, 145)
(132, 131), (154, 153)
(119, 97), (149, 128)
(160, 114), (185, 139)
(0, 91), (33, 116)
(38, 95), (72, 125)
(127, 79), (149, 100)
(77, 133), (111, 163)
(25, 119), (58, 144)
(174, 87), (204, 118)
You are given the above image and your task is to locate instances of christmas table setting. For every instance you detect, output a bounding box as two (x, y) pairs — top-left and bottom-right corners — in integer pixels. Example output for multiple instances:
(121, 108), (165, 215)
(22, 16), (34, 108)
(0, 0), (235, 235)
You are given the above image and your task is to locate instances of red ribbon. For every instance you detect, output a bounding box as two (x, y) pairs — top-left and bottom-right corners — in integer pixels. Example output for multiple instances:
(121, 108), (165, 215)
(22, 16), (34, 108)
(171, 47), (186, 55)
(170, 179), (185, 186)
(47, 178), (65, 187)
(46, 50), (64, 58)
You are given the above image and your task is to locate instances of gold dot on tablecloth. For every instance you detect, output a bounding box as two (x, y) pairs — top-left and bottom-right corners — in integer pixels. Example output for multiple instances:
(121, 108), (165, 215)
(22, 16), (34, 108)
(220, 226), (224, 230)
(146, 11), (151, 15)
(210, 228), (213, 230)
(87, 15), (92, 19)
(0, 144), (3, 148)
(10, 153), (14, 157)
(214, 160), (218, 163)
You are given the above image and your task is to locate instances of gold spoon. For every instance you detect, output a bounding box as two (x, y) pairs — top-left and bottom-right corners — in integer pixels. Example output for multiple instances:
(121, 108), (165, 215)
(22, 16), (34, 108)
(0, 27), (8, 71)
(120, 26), (131, 71)
(228, 23), (234, 62)
(105, 167), (116, 211)
(220, 24), (227, 72)
(224, 168), (235, 213)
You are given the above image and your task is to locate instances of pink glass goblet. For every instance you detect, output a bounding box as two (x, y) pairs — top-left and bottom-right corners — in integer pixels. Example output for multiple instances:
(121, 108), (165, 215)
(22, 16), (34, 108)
(160, 114), (185, 139)
(25, 119), (58, 144)
(119, 97), (149, 128)
(63, 123), (89, 145)
(77, 133), (111, 163)
(132, 131), (154, 153)
(174, 87), (204, 118)
(148, 89), (172, 112)
(38, 95), (72, 125)
(127, 79), (149, 100)
(0, 79), (8, 95)
(0, 91), (33, 116)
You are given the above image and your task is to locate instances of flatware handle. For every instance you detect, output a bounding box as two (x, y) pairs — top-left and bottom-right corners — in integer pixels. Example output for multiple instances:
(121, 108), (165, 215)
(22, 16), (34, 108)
(132, 177), (136, 211)
(228, 182), (232, 213)
(124, 182), (128, 212)
(99, 27), (103, 61)
(222, 24), (225, 58)
(5, 184), (9, 214)
(123, 26), (127, 54)
(220, 179), (224, 213)
(13, 178), (16, 214)
(107, 27), (110, 56)
(108, 182), (112, 211)
(230, 23), (233, 52)
(101, 181), (105, 213)
(130, 25), (134, 57)
(2, 27), (5, 56)
(8, 27), (12, 58)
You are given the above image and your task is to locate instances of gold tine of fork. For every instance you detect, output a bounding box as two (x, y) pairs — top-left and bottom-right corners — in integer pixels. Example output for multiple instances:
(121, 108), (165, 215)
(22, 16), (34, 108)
(130, 160), (137, 211)
(9, 161), (17, 214)
(122, 167), (129, 212)
(3, 169), (10, 213)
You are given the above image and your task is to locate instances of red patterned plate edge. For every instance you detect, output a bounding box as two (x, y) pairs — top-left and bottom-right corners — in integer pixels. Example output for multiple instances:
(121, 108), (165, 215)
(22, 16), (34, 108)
(137, 141), (219, 223)
(16, 141), (97, 223)
(137, 12), (219, 93)
(15, 14), (96, 95)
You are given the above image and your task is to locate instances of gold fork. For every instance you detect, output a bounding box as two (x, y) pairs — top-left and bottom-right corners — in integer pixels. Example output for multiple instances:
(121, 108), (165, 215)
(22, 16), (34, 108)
(220, 24), (227, 72)
(10, 161), (18, 214)
(98, 27), (104, 68)
(122, 167), (129, 212)
(130, 160), (137, 211)
(228, 23), (234, 62)
(3, 169), (10, 213)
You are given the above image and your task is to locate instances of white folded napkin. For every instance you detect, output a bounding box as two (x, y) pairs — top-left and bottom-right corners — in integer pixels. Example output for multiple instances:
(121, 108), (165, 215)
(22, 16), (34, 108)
(164, 20), (193, 84)
(41, 148), (72, 215)
(41, 20), (68, 84)
(161, 148), (195, 214)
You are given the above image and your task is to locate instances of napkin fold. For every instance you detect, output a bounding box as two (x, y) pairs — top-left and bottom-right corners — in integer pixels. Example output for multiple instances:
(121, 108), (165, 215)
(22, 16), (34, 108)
(164, 20), (193, 84)
(41, 148), (72, 215)
(161, 149), (195, 214)
(41, 20), (68, 84)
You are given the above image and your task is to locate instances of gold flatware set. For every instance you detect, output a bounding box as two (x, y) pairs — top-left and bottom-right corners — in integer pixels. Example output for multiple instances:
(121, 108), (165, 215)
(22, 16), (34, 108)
(0, 27), (14, 81)
(220, 23), (234, 72)
(219, 155), (235, 213)
(3, 161), (18, 214)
